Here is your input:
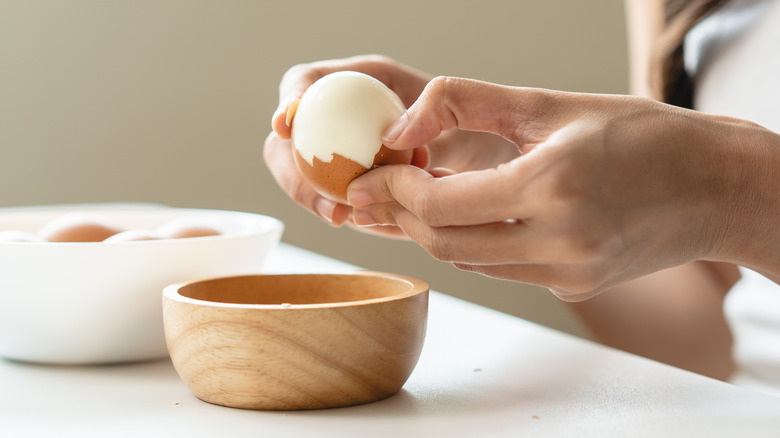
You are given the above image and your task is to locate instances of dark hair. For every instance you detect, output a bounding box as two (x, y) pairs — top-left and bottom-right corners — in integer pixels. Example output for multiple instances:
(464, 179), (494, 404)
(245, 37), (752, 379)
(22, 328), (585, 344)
(652, 0), (729, 107)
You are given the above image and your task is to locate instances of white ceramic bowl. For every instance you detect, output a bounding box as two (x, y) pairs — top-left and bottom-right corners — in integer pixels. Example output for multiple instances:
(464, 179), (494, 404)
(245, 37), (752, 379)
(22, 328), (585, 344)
(0, 207), (283, 364)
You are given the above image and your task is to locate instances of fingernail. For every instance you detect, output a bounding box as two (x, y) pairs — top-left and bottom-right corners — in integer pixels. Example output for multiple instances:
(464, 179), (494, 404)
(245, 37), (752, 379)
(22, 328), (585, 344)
(347, 189), (373, 207)
(313, 197), (336, 223)
(381, 113), (408, 144)
(271, 97), (297, 127)
(271, 104), (285, 126)
(285, 98), (300, 127)
(353, 210), (377, 227)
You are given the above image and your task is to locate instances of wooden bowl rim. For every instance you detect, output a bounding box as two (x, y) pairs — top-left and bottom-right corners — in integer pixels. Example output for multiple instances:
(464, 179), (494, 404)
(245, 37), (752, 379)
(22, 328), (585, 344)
(162, 271), (428, 310)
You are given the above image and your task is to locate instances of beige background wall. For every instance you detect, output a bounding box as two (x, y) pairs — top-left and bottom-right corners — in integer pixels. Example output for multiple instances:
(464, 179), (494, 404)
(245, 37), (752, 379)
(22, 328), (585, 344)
(1, 0), (628, 338)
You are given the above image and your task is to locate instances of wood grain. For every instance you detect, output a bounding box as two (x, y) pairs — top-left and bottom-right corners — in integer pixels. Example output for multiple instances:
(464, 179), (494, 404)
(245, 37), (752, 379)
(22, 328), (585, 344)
(163, 273), (428, 410)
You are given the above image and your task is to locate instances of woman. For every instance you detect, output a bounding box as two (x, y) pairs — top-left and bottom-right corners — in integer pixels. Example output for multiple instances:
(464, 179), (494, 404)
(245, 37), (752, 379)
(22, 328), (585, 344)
(264, 0), (780, 394)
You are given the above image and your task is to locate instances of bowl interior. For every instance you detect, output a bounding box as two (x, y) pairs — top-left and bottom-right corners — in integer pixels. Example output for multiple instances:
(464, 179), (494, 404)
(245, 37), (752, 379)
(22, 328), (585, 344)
(0, 207), (283, 243)
(176, 273), (420, 306)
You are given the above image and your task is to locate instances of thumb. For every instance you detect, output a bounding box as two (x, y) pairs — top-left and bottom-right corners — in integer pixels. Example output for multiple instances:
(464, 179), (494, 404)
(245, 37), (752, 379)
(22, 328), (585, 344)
(381, 76), (549, 150)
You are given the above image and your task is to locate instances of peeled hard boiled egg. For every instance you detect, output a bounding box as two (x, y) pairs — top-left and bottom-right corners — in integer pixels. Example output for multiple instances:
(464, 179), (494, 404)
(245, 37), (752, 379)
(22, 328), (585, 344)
(289, 71), (413, 203)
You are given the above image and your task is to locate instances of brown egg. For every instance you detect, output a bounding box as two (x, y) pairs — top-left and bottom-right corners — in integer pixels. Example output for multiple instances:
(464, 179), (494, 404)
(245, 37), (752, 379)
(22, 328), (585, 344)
(157, 218), (221, 239)
(39, 214), (123, 242)
(165, 226), (220, 239)
(290, 71), (414, 204)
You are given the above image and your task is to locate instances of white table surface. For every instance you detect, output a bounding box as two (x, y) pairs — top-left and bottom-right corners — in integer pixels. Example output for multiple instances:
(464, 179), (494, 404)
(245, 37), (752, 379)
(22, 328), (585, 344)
(2, 242), (780, 437)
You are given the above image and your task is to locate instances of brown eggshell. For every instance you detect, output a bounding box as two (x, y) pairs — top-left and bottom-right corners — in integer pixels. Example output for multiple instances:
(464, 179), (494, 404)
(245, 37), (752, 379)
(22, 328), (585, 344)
(157, 218), (222, 239)
(165, 226), (221, 239)
(39, 214), (123, 242)
(293, 145), (413, 204)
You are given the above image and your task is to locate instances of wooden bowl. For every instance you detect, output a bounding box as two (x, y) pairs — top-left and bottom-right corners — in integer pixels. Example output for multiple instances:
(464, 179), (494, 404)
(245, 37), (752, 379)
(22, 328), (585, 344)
(162, 272), (429, 410)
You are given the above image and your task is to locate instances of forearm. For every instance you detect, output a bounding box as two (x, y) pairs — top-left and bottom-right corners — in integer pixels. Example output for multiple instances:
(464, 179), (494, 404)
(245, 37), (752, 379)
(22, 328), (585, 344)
(568, 261), (736, 380)
(705, 118), (780, 283)
(569, 114), (779, 379)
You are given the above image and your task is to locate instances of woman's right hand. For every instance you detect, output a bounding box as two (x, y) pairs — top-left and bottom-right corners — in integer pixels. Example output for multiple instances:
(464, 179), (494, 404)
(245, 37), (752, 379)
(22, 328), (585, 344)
(347, 76), (780, 298)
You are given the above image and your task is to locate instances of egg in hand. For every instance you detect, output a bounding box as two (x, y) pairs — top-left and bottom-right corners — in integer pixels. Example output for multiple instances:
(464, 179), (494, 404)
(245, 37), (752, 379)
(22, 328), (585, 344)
(288, 71), (413, 204)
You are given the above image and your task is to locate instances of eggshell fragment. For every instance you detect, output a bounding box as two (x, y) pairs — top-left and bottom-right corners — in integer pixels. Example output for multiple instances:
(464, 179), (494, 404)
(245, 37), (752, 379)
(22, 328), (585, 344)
(39, 214), (123, 242)
(293, 145), (411, 204)
(290, 71), (413, 203)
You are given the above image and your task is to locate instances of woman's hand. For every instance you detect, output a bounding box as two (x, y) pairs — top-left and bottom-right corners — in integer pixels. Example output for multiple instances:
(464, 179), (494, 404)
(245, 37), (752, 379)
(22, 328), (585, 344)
(264, 55), (519, 237)
(347, 76), (779, 300)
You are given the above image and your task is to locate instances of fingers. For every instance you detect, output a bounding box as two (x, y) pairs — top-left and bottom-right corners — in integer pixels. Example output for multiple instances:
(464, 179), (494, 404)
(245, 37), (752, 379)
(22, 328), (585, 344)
(348, 158), (531, 227)
(279, 55), (432, 107)
(367, 210), (538, 265)
(343, 220), (409, 240)
(271, 97), (296, 139)
(354, 195), (620, 267)
(263, 132), (350, 225)
(382, 76), (561, 151)
(451, 263), (605, 302)
(354, 198), (618, 299)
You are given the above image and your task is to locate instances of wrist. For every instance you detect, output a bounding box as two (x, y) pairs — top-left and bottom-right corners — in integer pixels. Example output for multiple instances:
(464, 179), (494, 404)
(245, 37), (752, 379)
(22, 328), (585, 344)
(705, 116), (780, 282)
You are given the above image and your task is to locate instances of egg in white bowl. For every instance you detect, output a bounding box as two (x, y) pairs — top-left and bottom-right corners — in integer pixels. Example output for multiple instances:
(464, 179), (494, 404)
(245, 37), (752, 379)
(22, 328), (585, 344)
(0, 207), (283, 364)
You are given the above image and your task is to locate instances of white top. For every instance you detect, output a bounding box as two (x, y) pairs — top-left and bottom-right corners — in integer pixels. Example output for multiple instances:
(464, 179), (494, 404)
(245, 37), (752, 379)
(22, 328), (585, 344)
(683, 0), (771, 78)
(685, 0), (780, 396)
(726, 268), (780, 396)
(2, 242), (780, 437)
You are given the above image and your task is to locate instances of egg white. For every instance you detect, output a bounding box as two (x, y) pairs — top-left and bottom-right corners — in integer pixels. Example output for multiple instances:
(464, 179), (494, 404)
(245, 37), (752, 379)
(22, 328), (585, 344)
(292, 71), (406, 169)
